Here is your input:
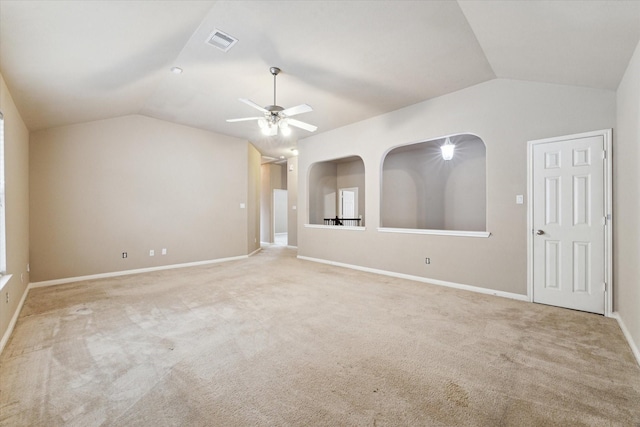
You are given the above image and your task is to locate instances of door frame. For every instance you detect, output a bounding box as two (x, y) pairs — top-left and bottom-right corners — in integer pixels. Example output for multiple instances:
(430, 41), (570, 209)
(527, 129), (613, 316)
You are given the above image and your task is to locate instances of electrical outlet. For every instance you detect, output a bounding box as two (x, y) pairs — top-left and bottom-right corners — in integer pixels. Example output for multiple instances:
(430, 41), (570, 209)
(122, 252), (127, 258)
(425, 257), (431, 264)
(149, 250), (155, 257)
(161, 248), (167, 255)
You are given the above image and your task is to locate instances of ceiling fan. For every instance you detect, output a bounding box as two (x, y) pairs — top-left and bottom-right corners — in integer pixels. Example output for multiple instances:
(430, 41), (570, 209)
(226, 67), (317, 137)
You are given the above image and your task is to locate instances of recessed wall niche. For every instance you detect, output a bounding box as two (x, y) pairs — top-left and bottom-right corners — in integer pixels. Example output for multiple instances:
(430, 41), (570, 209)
(308, 156), (365, 227)
(381, 134), (486, 231)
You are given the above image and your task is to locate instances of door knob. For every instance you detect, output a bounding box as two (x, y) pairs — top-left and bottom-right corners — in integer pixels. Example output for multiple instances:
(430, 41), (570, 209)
(536, 230), (545, 235)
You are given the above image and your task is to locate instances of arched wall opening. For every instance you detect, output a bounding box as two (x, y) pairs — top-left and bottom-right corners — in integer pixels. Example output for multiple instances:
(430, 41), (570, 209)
(308, 156), (365, 227)
(381, 134), (486, 231)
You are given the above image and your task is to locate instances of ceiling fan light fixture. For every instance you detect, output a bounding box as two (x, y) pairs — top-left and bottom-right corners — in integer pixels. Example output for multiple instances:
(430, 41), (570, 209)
(261, 124), (274, 136)
(278, 119), (292, 136)
(441, 137), (455, 160)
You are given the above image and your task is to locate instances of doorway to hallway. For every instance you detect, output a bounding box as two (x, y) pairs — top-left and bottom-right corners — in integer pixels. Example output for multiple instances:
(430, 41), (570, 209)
(273, 189), (288, 246)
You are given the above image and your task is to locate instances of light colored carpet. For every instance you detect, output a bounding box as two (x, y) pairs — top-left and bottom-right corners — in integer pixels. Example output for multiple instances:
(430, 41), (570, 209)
(1, 246), (639, 426)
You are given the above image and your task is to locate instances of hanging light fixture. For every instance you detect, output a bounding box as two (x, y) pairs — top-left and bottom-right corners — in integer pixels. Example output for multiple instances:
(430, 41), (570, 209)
(278, 118), (292, 136)
(258, 118), (270, 135)
(258, 117), (278, 136)
(441, 137), (455, 160)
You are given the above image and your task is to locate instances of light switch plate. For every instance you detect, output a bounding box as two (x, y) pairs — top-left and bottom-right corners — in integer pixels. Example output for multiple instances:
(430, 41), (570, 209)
(516, 195), (524, 204)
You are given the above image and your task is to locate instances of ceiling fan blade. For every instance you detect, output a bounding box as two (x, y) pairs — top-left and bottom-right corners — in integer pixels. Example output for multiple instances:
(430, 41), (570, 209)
(281, 104), (313, 117)
(239, 98), (268, 113)
(226, 117), (263, 123)
(288, 119), (318, 132)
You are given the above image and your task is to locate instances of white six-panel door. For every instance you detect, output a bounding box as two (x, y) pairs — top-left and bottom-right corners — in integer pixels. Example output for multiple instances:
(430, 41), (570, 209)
(339, 188), (357, 218)
(529, 130), (611, 315)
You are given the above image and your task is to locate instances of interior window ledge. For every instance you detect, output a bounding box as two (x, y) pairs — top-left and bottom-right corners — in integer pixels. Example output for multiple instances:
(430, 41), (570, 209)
(304, 224), (366, 231)
(378, 227), (491, 238)
(0, 274), (12, 292)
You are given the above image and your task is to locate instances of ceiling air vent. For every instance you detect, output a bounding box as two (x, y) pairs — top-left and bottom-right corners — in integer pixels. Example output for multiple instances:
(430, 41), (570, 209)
(206, 29), (238, 52)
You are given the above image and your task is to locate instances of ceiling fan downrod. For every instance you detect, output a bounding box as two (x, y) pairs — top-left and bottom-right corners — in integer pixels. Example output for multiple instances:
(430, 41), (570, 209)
(270, 67), (281, 107)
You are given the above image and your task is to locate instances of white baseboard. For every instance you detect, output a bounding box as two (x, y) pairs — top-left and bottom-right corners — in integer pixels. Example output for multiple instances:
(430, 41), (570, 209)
(248, 247), (262, 257)
(2, 254), (254, 355)
(0, 282), (29, 355)
(297, 255), (528, 302)
(611, 312), (640, 367)
(29, 254), (250, 289)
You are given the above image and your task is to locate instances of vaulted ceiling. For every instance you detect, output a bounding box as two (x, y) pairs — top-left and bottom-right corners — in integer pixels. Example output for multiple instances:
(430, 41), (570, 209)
(1, 1), (639, 159)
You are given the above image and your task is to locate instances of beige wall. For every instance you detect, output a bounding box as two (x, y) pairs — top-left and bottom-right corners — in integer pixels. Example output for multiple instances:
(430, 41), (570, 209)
(0, 73), (30, 348)
(298, 79), (616, 295)
(615, 40), (640, 353)
(260, 164), (271, 243)
(444, 140), (486, 231)
(247, 144), (261, 253)
(259, 163), (286, 243)
(30, 115), (252, 282)
(287, 156), (298, 247)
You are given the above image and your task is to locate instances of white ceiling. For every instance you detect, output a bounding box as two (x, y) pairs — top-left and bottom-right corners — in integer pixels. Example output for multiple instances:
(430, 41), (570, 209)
(1, 0), (639, 160)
